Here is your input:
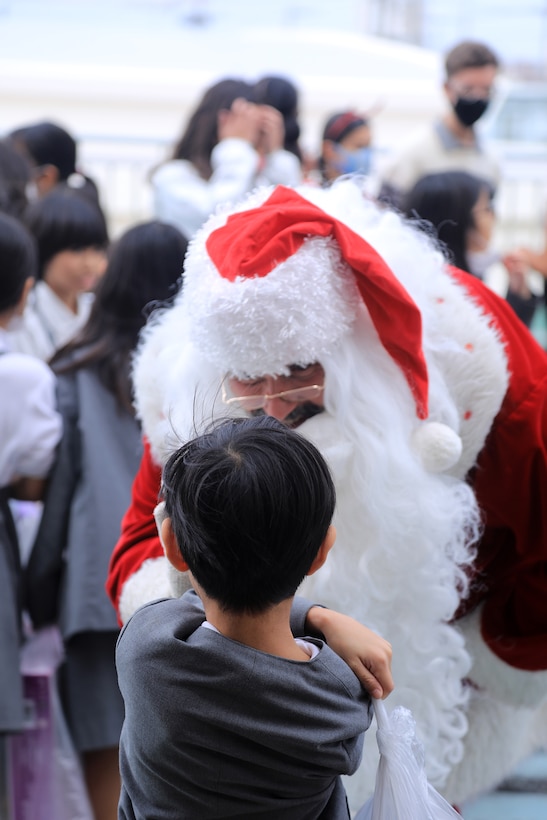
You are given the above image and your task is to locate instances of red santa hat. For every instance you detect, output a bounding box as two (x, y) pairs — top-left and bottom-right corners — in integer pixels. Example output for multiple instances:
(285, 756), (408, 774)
(190, 185), (429, 418)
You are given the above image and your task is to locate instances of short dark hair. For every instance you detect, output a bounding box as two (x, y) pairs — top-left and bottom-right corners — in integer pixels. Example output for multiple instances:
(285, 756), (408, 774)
(23, 187), (108, 278)
(10, 121), (76, 180)
(445, 41), (500, 79)
(161, 416), (336, 613)
(0, 212), (37, 312)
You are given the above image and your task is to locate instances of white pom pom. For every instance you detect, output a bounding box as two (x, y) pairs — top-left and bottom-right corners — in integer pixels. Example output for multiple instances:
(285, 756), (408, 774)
(412, 422), (463, 473)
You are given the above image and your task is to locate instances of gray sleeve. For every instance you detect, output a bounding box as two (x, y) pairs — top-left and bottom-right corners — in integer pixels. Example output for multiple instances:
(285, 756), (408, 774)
(290, 596), (324, 637)
(25, 373), (80, 627)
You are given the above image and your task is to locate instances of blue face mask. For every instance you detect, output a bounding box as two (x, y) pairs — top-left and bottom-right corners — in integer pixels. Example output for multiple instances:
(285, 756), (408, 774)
(333, 145), (372, 176)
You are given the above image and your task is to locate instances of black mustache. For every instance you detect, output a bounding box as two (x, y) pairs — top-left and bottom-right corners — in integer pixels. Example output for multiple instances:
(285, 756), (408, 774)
(251, 402), (324, 429)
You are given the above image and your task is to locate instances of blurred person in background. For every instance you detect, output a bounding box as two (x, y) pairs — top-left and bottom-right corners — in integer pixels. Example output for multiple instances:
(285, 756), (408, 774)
(317, 111), (372, 184)
(403, 170), (538, 326)
(0, 213), (61, 799)
(8, 121), (101, 206)
(381, 40), (501, 207)
(151, 77), (302, 240)
(25, 220), (187, 820)
(9, 187), (108, 360)
(253, 74), (303, 163)
(515, 232), (547, 278)
(0, 139), (32, 220)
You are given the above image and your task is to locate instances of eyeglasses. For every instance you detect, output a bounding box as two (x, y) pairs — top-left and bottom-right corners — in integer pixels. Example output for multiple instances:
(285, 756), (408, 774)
(221, 381), (324, 412)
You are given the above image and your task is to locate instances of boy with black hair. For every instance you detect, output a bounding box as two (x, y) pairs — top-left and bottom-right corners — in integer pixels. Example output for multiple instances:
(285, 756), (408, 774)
(116, 415), (383, 820)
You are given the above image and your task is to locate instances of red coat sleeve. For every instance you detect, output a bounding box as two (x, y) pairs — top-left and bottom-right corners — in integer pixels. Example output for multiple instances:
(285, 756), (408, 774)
(452, 270), (547, 670)
(106, 438), (163, 619)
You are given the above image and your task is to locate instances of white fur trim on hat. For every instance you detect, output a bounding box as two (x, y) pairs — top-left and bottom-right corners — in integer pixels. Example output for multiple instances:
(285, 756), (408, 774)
(185, 227), (361, 378)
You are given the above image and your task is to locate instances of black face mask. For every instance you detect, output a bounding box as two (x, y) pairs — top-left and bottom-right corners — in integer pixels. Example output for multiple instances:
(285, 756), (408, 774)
(453, 97), (489, 127)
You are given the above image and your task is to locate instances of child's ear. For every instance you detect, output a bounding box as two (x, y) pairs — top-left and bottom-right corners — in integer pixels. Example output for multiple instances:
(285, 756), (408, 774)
(161, 517), (190, 573)
(307, 525), (336, 576)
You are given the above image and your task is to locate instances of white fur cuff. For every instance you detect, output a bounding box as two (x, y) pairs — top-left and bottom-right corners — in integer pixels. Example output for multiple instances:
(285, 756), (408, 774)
(118, 556), (174, 625)
(457, 605), (547, 708)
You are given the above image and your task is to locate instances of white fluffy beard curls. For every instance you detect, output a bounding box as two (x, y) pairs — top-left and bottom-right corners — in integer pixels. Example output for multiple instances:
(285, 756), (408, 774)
(298, 316), (482, 808)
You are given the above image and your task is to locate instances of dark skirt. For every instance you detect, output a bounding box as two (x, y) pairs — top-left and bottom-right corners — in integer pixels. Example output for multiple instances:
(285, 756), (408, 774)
(0, 489), (24, 733)
(58, 631), (124, 753)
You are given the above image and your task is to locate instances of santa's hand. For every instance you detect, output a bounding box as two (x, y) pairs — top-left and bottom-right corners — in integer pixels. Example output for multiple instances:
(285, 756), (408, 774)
(305, 606), (394, 699)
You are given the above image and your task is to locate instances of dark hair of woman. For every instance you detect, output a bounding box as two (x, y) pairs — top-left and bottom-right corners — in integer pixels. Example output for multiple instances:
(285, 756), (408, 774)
(23, 187), (109, 278)
(171, 78), (255, 180)
(253, 75), (302, 160)
(9, 121), (101, 204)
(0, 212), (37, 313)
(10, 121), (77, 180)
(51, 220), (187, 413)
(318, 111), (369, 180)
(0, 139), (32, 220)
(402, 170), (494, 272)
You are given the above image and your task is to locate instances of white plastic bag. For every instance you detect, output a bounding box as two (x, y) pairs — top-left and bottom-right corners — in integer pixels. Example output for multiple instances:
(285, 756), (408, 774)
(355, 699), (460, 820)
(7, 627), (94, 820)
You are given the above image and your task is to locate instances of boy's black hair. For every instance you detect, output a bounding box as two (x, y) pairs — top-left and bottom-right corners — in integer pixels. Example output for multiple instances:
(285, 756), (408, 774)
(0, 212), (37, 313)
(161, 415), (336, 613)
(23, 187), (108, 278)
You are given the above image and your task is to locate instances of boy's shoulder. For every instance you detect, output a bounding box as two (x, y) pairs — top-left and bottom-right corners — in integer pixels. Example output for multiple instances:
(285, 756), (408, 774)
(118, 591), (205, 649)
(118, 592), (370, 707)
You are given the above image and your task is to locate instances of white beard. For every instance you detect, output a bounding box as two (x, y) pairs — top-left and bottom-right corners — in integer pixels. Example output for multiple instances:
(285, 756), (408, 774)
(298, 409), (479, 809)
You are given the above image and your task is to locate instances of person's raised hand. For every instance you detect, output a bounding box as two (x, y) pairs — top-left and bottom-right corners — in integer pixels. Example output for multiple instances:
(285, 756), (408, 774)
(217, 98), (262, 146)
(255, 105), (285, 155)
(306, 606), (394, 699)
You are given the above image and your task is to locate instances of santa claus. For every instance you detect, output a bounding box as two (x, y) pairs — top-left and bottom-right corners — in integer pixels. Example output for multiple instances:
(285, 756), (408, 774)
(107, 180), (547, 809)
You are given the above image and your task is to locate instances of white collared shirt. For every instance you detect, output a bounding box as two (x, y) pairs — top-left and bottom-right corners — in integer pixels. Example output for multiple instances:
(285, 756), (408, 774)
(0, 328), (62, 485)
(8, 280), (93, 361)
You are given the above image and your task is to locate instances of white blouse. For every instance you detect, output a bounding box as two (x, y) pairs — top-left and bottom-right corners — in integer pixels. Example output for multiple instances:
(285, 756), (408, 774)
(8, 280), (93, 361)
(0, 329), (62, 486)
